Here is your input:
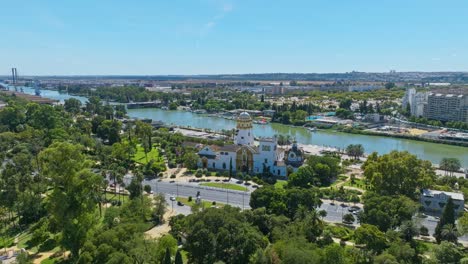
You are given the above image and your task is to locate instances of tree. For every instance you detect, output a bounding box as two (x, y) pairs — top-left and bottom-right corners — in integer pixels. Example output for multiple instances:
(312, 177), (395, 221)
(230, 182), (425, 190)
(342, 213), (355, 224)
(434, 241), (463, 264)
(457, 212), (468, 235)
(135, 121), (153, 162)
(441, 224), (459, 243)
(363, 151), (435, 198)
(335, 108), (354, 120)
(354, 224), (387, 253)
(163, 247), (172, 264)
(128, 173), (144, 200)
(385, 242), (416, 263)
(183, 152), (199, 170)
(339, 99), (352, 110)
(322, 244), (346, 264)
(373, 253), (398, 264)
(434, 198), (456, 243)
(175, 250), (183, 264)
(64, 98), (82, 114)
(385, 82), (396, 89)
(173, 206), (266, 264)
(229, 157), (233, 180)
(288, 155), (341, 187)
(399, 220), (419, 242)
(346, 144), (364, 160)
(97, 120), (122, 144)
(169, 102), (178, 110)
(144, 184), (152, 194)
(440, 157), (461, 177)
(39, 142), (103, 259)
(359, 193), (418, 232)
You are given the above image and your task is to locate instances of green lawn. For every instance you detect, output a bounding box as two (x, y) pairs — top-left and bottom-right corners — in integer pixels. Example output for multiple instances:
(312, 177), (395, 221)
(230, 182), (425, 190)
(104, 192), (129, 203)
(343, 178), (368, 189)
(330, 175), (348, 187)
(274, 180), (287, 189)
(132, 144), (163, 165)
(200, 182), (248, 191)
(176, 197), (223, 208)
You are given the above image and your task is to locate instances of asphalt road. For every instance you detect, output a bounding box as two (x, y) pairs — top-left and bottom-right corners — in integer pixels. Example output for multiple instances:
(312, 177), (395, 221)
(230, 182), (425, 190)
(143, 179), (468, 242)
(143, 180), (251, 210)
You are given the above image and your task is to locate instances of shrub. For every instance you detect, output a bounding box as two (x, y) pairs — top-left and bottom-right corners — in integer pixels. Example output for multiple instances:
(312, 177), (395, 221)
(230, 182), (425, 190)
(170, 174), (176, 179)
(420, 226), (429, 236)
(212, 201), (216, 205)
(188, 196), (193, 202)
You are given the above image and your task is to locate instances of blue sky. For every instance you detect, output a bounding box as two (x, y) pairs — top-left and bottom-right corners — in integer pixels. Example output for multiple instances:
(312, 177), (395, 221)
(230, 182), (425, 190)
(1, 0), (468, 75)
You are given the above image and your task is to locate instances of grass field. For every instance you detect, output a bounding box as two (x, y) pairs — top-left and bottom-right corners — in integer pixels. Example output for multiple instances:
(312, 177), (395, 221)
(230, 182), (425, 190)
(200, 182), (248, 191)
(132, 144), (163, 165)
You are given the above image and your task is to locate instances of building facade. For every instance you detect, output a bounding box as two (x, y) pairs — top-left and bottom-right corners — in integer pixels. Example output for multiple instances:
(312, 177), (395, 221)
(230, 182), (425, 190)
(402, 88), (468, 122)
(420, 189), (465, 215)
(402, 88), (428, 117)
(424, 93), (468, 123)
(197, 112), (304, 177)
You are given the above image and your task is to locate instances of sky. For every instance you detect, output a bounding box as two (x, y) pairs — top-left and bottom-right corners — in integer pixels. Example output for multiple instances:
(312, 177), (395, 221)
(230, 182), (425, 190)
(1, 0), (468, 75)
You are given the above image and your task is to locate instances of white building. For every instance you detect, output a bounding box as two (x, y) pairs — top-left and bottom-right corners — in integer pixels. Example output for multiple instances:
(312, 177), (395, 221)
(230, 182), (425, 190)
(402, 88), (428, 117)
(420, 189), (464, 215)
(197, 112), (304, 177)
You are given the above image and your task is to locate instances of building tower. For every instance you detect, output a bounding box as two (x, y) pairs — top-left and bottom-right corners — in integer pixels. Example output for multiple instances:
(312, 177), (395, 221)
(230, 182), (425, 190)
(234, 112), (254, 146)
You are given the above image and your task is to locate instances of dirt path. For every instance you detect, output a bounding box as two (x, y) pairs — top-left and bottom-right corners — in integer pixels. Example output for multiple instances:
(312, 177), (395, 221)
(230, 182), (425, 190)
(145, 210), (175, 239)
(33, 252), (54, 264)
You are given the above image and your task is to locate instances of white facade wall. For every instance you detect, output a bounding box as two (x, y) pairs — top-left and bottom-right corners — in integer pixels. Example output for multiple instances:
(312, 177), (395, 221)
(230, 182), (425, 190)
(235, 128), (254, 146)
(253, 141), (277, 174)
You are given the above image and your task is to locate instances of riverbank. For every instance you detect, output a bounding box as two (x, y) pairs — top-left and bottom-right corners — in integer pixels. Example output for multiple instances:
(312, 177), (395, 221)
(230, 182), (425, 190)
(4, 84), (466, 167)
(336, 126), (468, 148)
(198, 110), (467, 148)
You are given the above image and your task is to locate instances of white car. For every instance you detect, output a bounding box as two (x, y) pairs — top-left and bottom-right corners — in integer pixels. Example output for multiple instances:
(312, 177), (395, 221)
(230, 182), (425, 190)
(170, 196), (176, 201)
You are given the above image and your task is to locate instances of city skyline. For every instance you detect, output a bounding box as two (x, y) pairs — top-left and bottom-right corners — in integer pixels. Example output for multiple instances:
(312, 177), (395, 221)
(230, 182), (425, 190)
(1, 0), (468, 75)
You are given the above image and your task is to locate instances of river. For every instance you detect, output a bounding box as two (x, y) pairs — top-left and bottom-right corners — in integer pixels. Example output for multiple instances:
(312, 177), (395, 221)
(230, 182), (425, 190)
(126, 108), (467, 167)
(7, 85), (467, 167)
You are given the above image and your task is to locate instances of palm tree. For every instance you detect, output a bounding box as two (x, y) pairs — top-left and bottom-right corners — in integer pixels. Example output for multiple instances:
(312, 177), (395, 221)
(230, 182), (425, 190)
(441, 224), (459, 243)
(294, 205), (309, 220)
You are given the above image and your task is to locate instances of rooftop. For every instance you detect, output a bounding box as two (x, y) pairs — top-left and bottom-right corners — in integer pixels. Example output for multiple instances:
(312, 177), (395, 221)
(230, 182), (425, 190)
(422, 189), (464, 201)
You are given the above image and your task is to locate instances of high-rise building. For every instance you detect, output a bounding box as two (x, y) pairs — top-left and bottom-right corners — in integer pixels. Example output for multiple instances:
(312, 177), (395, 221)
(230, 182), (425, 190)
(402, 88), (428, 117)
(424, 93), (468, 123)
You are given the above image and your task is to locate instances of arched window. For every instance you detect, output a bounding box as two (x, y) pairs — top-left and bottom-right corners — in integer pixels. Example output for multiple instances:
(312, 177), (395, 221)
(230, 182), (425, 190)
(222, 163), (226, 169)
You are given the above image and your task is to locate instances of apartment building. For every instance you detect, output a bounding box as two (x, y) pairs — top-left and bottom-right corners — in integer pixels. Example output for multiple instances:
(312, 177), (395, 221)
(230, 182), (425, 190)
(424, 93), (468, 123)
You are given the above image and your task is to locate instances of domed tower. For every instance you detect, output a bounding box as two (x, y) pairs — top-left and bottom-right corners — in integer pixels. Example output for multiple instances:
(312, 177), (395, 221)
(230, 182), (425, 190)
(234, 112), (254, 146)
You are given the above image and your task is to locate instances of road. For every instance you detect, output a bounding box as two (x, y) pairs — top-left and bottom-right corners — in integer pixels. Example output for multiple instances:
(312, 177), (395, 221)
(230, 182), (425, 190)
(143, 180), (251, 210)
(143, 179), (468, 242)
